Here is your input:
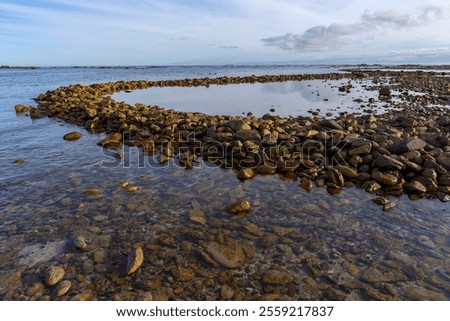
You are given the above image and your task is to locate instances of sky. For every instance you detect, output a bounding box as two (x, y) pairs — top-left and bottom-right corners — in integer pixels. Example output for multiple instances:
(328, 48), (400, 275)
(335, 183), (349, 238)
(1, 0), (449, 66)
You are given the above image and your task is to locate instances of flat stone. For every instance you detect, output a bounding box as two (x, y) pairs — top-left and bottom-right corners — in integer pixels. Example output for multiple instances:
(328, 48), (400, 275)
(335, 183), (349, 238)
(361, 263), (407, 283)
(126, 245), (144, 275)
(45, 266), (65, 286)
(55, 280), (72, 297)
(235, 130), (261, 142)
(262, 269), (294, 285)
(335, 165), (359, 179)
(349, 144), (371, 156)
(226, 119), (251, 131)
(401, 285), (447, 301)
(205, 242), (247, 269)
(372, 172), (398, 186)
(389, 138), (426, 154)
(374, 155), (404, 170)
(403, 181), (427, 194)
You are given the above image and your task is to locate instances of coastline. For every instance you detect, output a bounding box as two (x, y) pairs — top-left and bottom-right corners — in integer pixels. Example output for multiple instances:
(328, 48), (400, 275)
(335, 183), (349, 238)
(24, 70), (450, 203)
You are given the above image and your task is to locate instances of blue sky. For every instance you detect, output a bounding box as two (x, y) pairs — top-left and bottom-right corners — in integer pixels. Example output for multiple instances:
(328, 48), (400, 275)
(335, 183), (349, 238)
(1, 0), (449, 66)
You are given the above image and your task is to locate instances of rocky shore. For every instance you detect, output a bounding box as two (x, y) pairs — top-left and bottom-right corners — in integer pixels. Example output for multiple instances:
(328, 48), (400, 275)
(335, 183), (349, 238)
(18, 70), (450, 203)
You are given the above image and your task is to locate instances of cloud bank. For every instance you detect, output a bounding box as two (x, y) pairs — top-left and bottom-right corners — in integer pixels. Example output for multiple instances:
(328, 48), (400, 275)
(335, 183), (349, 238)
(262, 7), (443, 51)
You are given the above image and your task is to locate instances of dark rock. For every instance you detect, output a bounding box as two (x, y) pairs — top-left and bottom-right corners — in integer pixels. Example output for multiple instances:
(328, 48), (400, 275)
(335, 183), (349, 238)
(403, 181), (427, 194)
(389, 138), (427, 154)
(235, 130), (261, 142)
(374, 155), (404, 170)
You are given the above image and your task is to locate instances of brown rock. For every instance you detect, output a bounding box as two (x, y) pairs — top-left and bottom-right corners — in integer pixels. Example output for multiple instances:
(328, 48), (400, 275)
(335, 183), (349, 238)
(63, 132), (82, 141)
(126, 245), (144, 275)
(403, 181), (427, 194)
(237, 168), (256, 180)
(45, 266), (65, 286)
(205, 242), (247, 269)
(220, 285), (235, 300)
(225, 200), (251, 216)
(262, 269), (294, 285)
(372, 172), (398, 186)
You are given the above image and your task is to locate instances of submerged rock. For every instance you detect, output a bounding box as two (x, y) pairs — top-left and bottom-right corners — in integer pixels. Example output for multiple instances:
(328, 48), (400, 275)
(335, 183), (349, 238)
(126, 245), (144, 275)
(45, 266), (65, 286)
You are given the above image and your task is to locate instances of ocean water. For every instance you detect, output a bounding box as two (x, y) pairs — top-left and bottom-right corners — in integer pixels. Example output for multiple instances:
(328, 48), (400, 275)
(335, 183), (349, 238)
(0, 65), (449, 300)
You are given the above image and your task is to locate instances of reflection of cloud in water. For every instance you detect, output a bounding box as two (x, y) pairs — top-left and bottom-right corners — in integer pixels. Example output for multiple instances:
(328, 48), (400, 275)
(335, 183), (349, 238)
(260, 80), (343, 103)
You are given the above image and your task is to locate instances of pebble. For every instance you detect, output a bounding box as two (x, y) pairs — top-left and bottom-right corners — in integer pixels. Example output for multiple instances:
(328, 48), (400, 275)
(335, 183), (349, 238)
(225, 200), (251, 216)
(127, 245), (144, 275)
(45, 266), (65, 286)
(63, 131), (82, 141)
(55, 280), (72, 297)
(220, 285), (235, 300)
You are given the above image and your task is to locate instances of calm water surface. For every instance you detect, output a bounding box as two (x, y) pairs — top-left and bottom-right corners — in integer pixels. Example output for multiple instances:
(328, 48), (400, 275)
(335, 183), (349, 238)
(0, 66), (448, 300)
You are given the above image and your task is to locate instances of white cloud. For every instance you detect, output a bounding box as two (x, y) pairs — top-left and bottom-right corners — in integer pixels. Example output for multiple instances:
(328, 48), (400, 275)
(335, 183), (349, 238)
(262, 6), (444, 51)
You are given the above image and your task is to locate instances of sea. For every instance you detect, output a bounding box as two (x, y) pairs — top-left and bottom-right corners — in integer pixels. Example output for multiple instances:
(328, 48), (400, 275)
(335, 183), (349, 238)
(0, 65), (448, 300)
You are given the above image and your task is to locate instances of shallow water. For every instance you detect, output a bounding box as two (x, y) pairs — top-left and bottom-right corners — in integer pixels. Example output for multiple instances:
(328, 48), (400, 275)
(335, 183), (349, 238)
(0, 66), (449, 301)
(113, 79), (384, 117)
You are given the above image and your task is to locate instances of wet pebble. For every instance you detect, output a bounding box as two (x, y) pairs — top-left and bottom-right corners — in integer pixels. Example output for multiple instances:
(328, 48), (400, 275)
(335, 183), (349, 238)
(45, 266), (65, 286)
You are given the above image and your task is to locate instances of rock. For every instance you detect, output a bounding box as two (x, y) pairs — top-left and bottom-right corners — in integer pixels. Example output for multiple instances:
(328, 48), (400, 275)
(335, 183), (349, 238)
(204, 242), (247, 268)
(436, 156), (450, 170)
(13, 159), (25, 164)
(328, 168), (345, 187)
(136, 291), (153, 301)
(225, 200), (251, 216)
(97, 132), (123, 148)
(401, 286), (447, 301)
(14, 104), (30, 113)
(55, 280), (72, 297)
(349, 144), (371, 156)
(126, 245), (144, 275)
(364, 181), (382, 193)
(220, 285), (234, 300)
(374, 155), (404, 170)
(335, 165), (359, 179)
(74, 236), (88, 251)
(226, 119), (251, 131)
(361, 263), (407, 283)
(45, 266), (65, 286)
(299, 179), (314, 192)
(262, 269), (294, 285)
(383, 202), (396, 212)
(26, 282), (44, 297)
(177, 268), (195, 282)
(372, 197), (388, 205)
(403, 181), (427, 194)
(389, 138), (426, 154)
(379, 86), (391, 96)
(256, 163), (277, 175)
(93, 249), (107, 264)
(189, 208), (206, 225)
(29, 107), (43, 119)
(237, 168), (256, 180)
(321, 119), (343, 130)
(235, 130), (261, 142)
(127, 186), (139, 193)
(70, 291), (93, 301)
(63, 132), (82, 141)
(372, 172), (398, 186)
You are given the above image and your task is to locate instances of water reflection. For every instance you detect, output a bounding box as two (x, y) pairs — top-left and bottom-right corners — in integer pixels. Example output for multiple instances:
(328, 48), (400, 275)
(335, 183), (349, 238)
(113, 80), (381, 117)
